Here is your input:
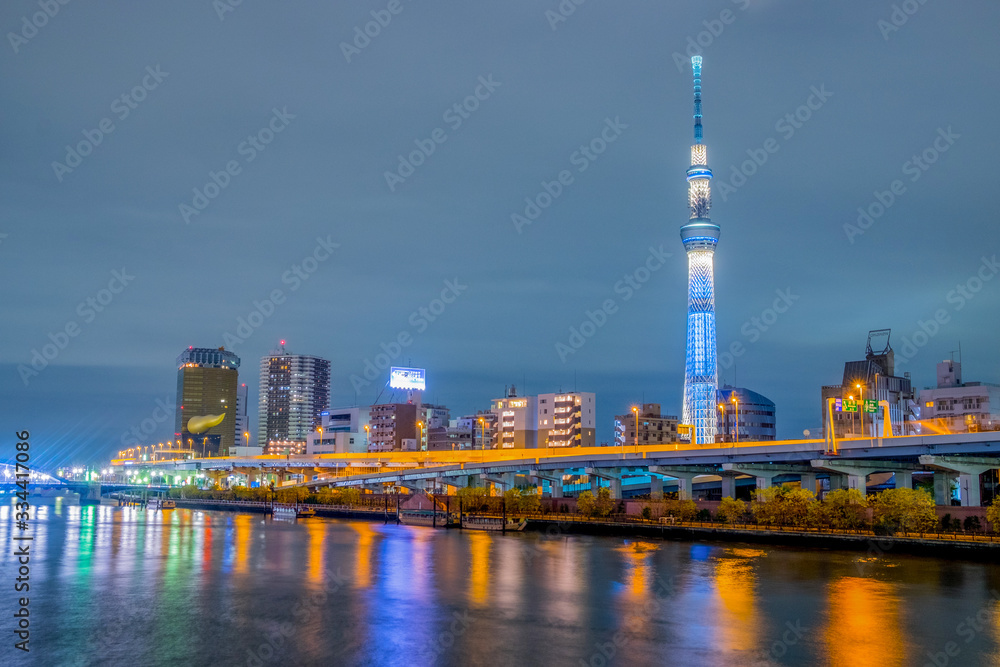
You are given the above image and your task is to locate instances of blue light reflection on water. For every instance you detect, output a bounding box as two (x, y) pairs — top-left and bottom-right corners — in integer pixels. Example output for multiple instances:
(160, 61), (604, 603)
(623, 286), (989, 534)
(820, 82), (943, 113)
(1, 504), (1000, 666)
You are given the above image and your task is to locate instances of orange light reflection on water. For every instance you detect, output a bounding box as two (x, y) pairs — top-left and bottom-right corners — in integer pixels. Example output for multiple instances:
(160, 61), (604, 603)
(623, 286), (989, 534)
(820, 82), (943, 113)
(824, 577), (906, 666)
(468, 531), (492, 607)
(711, 548), (764, 657)
(233, 514), (252, 575)
(350, 522), (375, 588)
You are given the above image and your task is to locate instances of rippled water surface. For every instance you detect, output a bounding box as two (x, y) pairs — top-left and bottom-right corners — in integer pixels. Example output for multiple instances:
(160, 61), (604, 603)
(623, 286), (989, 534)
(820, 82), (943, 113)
(3, 504), (1000, 666)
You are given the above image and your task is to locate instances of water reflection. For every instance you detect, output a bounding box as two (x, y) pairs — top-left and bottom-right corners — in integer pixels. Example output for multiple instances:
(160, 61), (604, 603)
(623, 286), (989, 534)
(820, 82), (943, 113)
(7, 504), (1000, 666)
(467, 531), (492, 606)
(824, 577), (907, 666)
(350, 521), (375, 588)
(712, 548), (765, 658)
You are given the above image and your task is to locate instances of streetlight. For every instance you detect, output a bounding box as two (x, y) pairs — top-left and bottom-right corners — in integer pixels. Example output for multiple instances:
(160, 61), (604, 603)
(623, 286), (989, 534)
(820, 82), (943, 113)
(244, 431), (250, 451)
(731, 395), (739, 449)
(856, 382), (864, 437)
(416, 421), (423, 451)
(631, 406), (639, 455)
(364, 424), (370, 450)
(478, 418), (485, 450)
(316, 426), (323, 453)
(718, 403), (725, 443)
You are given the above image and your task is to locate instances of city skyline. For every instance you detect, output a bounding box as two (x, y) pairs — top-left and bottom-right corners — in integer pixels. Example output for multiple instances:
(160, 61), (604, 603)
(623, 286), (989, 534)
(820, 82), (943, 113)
(2, 2), (999, 470)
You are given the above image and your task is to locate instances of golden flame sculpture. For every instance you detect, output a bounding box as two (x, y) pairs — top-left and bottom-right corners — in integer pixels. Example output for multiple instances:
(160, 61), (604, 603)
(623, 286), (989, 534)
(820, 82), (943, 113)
(186, 413), (226, 434)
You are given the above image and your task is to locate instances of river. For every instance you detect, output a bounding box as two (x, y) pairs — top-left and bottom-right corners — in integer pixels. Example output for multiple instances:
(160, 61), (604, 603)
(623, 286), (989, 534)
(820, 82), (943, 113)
(3, 504), (999, 666)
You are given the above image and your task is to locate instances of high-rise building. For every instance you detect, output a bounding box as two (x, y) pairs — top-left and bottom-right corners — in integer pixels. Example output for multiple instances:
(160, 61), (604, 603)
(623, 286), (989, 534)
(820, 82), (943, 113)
(537, 392), (596, 448)
(175, 346), (240, 456)
(492, 386), (537, 449)
(918, 360), (1000, 433)
(615, 404), (679, 447)
(257, 342), (331, 448)
(716, 386), (777, 442)
(680, 56), (720, 445)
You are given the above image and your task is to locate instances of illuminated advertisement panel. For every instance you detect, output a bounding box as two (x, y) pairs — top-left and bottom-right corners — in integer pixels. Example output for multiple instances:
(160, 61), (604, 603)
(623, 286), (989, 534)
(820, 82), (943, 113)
(389, 367), (426, 391)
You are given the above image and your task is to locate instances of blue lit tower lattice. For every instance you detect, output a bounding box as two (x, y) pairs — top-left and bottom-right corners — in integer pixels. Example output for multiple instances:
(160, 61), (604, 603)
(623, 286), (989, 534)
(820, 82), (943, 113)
(680, 56), (720, 444)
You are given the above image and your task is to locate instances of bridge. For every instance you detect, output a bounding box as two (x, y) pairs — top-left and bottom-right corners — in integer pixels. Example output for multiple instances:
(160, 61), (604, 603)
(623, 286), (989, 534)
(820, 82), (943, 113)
(111, 431), (1000, 507)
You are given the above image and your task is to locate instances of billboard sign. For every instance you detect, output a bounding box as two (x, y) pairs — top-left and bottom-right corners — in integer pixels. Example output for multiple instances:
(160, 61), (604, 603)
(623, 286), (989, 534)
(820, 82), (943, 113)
(389, 367), (426, 391)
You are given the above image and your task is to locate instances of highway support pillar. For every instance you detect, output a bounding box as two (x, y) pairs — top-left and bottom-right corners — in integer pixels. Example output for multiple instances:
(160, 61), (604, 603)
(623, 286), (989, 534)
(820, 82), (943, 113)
(919, 455), (1000, 507)
(585, 468), (623, 500)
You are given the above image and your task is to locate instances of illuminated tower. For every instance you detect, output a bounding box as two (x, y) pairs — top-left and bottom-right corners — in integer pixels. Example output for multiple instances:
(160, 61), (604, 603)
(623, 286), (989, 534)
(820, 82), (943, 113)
(680, 56), (720, 444)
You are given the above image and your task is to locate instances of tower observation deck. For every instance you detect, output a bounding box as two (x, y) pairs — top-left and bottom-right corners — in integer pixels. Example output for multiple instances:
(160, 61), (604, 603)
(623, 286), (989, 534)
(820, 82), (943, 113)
(680, 56), (720, 444)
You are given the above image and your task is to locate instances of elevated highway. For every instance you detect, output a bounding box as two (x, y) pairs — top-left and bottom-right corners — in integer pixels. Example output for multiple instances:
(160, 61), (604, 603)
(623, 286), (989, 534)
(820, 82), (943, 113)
(111, 431), (1000, 506)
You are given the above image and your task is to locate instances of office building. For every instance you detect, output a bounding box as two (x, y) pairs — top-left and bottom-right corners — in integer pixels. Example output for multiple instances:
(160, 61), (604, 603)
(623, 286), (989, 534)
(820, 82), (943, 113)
(716, 386), (776, 442)
(307, 406), (371, 455)
(257, 342), (331, 449)
(615, 404), (680, 447)
(427, 412), (497, 451)
(235, 382), (249, 447)
(175, 346), (240, 456)
(821, 329), (917, 438)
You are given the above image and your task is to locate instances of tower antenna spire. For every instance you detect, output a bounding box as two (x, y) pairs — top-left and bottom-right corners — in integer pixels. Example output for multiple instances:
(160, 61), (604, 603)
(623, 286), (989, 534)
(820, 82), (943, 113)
(692, 55), (703, 144)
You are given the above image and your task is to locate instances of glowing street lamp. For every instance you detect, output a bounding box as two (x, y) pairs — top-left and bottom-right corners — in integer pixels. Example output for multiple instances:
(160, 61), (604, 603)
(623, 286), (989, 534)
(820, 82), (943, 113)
(731, 395), (739, 447)
(416, 421), (423, 451)
(631, 406), (639, 454)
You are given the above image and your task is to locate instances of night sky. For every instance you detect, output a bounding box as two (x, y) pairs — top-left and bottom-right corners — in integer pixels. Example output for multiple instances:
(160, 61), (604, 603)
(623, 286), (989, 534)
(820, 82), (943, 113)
(2, 1), (998, 470)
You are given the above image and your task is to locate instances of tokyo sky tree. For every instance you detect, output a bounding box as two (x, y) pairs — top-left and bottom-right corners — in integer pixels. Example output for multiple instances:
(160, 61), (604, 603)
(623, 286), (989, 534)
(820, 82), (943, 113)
(680, 56), (720, 444)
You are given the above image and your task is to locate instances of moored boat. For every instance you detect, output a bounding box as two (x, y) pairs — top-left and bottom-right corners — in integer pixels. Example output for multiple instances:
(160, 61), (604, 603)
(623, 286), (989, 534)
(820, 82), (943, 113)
(399, 509), (457, 528)
(461, 515), (527, 532)
(272, 504), (315, 519)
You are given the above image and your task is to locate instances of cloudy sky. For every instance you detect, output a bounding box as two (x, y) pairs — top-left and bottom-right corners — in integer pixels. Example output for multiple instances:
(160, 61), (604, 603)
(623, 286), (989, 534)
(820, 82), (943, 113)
(2, 0), (998, 469)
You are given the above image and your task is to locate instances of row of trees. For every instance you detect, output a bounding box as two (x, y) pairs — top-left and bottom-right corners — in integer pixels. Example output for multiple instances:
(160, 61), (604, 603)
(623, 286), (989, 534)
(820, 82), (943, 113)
(456, 486), (543, 514)
(710, 486), (991, 534)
